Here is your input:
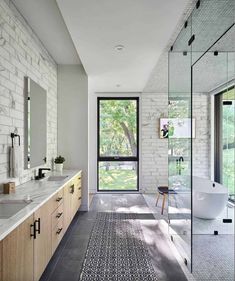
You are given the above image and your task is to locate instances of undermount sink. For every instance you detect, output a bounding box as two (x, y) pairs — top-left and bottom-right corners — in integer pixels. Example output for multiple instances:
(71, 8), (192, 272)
(0, 199), (33, 219)
(47, 175), (68, 181)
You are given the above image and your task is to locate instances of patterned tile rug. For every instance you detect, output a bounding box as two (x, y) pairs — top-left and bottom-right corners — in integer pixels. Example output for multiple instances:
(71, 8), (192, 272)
(79, 212), (159, 281)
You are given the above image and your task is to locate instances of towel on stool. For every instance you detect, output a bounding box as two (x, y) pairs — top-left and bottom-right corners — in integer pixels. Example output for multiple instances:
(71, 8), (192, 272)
(10, 145), (21, 178)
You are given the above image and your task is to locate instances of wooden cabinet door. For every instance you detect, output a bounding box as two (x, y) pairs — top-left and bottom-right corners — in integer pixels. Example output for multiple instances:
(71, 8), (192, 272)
(63, 183), (72, 232)
(51, 218), (64, 254)
(62, 173), (82, 232)
(34, 200), (52, 281)
(71, 181), (78, 218)
(71, 173), (82, 216)
(2, 215), (34, 281)
(76, 173), (82, 210)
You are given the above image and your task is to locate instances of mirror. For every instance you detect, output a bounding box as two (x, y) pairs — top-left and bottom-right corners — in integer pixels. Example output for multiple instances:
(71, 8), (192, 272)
(24, 77), (47, 169)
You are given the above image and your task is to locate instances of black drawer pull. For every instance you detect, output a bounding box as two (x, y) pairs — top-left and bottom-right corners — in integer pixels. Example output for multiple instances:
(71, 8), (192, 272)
(56, 197), (63, 202)
(35, 218), (41, 235)
(78, 197), (82, 200)
(78, 187), (81, 190)
(30, 223), (36, 239)
(56, 228), (63, 235)
(56, 212), (63, 218)
(70, 184), (75, 194)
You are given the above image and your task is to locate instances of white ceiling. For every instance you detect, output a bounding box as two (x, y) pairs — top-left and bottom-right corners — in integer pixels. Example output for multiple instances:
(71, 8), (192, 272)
(12, 0), (81, 64)
(56, 0), (189, 92)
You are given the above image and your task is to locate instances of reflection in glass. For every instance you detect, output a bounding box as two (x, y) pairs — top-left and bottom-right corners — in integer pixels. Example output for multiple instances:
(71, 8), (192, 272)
(168, 51), (192, 269)
(24, 77), (47, 169)
(222, 88), (235, 200)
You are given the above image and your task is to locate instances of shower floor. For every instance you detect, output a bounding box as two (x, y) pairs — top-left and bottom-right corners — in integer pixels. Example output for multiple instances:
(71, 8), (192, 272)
(143, 194), (234, 281)
(192, 234), (234, 281)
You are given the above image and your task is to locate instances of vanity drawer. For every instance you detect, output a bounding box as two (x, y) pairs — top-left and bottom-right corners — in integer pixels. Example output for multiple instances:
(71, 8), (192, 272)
(77, 194), (82, 209)
(51, 220), (64, 254)
(51, 204), (64, 230)
(78, 188), (82, 198)
(51, 189), (64, 211)
(73, 173), (82, 188)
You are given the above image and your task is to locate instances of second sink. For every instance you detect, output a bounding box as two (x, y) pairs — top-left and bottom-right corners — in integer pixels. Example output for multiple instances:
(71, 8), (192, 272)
(47, 175), (68, 181)
(0, 199), (33, 219)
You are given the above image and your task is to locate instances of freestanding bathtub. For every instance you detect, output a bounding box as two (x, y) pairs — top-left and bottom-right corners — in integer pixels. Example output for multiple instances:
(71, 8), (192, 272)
(193, 176), (228, 219)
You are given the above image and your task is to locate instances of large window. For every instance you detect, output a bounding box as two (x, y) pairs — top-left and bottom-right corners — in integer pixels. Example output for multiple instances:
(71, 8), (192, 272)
(215, 87), (235, 201)
(97, 97), (139, 191)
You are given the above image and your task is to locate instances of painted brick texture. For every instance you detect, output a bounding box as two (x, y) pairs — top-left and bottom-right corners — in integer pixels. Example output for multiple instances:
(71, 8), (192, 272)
(141, 92), (211, 193)
(141, 93), (168, 193)
(0, 0), (57, 188)
(193, 93), (211, 179)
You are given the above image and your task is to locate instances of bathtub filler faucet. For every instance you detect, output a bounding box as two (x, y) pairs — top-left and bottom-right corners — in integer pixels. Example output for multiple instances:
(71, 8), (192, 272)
(176, 156), (184, 175)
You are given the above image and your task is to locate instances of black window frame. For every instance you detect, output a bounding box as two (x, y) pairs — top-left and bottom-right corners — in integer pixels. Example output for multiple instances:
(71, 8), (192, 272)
(97, 97), (139, 192)
(214, 86), (235, 202)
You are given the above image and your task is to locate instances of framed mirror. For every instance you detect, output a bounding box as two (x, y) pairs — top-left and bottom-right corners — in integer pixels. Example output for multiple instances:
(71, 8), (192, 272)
(24, 77), (47, 169)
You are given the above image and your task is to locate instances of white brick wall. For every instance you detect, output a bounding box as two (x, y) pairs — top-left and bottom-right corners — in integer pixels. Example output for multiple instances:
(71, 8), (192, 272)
(141, 92), (211, 193)
(141, 93), (169, 193)
(193, 93), (211, 178)
(0, 0), (57, 188)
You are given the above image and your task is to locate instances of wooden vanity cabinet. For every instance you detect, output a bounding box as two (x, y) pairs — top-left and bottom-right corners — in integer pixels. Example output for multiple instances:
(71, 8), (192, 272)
(0, 171), (82, 281)
(51, 217), (64, 254)
(63, 172), (82, 232)
(51, 198), (64, 255)
(1, 191), (60, 281)
(2, 215), (34, 281)
(63, 181), (73, 231)
(74, 173), (82, 211)
(51, 188), (64, 211)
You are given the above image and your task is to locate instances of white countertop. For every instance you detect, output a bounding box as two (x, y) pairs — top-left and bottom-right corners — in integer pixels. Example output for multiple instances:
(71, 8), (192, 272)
(0, 169), (81, 241)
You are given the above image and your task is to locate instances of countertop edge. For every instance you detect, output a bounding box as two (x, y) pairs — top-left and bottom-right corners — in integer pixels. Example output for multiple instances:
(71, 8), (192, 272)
(0, 169), (82, 241)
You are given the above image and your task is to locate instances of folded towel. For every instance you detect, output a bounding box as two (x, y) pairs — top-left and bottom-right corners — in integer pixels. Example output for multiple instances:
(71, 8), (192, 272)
(10, 145), (21, 178)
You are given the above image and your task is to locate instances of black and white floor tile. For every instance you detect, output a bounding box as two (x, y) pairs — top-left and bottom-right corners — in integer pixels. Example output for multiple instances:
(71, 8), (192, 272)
(79, 212), (159, 281)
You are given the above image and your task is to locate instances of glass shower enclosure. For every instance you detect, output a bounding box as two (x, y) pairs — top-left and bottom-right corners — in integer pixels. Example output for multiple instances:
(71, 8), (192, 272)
(168, 0), (235, 278)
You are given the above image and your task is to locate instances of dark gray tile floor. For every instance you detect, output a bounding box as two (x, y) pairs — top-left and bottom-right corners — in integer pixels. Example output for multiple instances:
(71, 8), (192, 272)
(40, 194), (188, 281)
(39, 211), (94, 281)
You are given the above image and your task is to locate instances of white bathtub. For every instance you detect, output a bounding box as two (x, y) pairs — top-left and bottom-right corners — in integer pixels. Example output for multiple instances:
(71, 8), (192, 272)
(193, 177), (228, 219)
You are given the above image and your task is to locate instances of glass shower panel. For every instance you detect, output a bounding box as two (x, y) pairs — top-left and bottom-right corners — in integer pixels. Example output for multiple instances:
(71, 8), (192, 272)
(192, 36), (235, 279)
(191, 0), (235, 64)
(168, 0), (235, 277)
(172, 12), (191, 53)
(222, 88), (235, 199)
(168, 41), (192, 269)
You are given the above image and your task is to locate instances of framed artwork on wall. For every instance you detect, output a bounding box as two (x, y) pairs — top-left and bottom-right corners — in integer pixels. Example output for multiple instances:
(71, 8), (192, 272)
(160, 118), (195, 139)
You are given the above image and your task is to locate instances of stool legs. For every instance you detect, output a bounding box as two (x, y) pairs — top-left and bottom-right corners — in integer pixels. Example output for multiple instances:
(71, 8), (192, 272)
(156, 192), (160, 206)
(161, 194), (167, 215)
(156, 192), (167, 215)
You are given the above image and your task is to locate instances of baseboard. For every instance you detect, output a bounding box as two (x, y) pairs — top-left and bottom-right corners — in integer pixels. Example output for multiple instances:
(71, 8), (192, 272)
(79, 203), (89, 211)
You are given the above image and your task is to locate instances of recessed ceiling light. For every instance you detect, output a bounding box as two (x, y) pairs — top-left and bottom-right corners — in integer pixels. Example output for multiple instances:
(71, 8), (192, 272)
(115, 45), (124, 51)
